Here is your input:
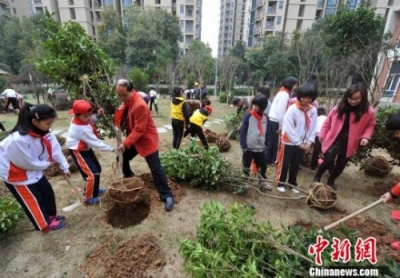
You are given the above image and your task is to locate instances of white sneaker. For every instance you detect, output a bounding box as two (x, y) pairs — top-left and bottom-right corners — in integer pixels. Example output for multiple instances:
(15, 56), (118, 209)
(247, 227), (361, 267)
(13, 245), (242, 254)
(277, 186), (286, 193)
(292, 188), (300, 194)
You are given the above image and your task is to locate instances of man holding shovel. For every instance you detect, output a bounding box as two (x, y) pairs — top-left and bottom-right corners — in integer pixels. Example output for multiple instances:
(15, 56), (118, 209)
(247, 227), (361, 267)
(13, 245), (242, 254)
(114, 79), (174, 211)
(380, 111), (400, 251)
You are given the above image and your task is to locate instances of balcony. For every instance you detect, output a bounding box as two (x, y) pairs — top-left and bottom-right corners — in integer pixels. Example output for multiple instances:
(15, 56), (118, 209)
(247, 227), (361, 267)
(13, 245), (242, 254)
(267, 7), (276, 14)
(185, 28), (194, 33)
(94, 0), (103, 8)
(266, 22), (275, 29)
(255, 14), (261, 21)
(0, 8), (10, 17)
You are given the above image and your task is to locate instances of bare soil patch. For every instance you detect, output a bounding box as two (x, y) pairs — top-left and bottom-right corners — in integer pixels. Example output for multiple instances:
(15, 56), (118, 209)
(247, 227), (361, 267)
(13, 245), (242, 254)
(297, 213), (400, 263)
(81, 234), (166, 278)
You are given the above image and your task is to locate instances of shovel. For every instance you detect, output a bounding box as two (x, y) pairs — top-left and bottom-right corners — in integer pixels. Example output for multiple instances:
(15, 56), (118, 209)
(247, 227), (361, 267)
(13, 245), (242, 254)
(318, 198), (385, 233)
(62, 177), (83, 213)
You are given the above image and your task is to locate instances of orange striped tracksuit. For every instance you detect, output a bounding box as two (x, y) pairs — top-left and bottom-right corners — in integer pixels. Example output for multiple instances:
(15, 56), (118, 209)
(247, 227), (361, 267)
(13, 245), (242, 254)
(66, 116), (114, 199)
(0, 130), (69, 231)
(275, 101), (317, 188)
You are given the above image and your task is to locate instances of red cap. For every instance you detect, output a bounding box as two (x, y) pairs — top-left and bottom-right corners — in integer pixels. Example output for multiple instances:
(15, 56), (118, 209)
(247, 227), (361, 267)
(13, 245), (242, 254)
(68, 100), (93, 115)
(205, 105), (212, 115)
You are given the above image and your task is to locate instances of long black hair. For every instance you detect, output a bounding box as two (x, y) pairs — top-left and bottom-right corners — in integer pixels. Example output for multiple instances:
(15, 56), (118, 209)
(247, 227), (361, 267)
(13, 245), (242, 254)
(337, 83), (369, 122)
(10, 103), (57, 135)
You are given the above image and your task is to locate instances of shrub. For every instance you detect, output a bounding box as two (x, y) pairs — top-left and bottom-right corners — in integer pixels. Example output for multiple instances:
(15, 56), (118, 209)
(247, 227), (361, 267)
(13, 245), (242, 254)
(222, 110), (243, 140)
(160, 140), (231, 190)
(0, 197), (24, 239)
(180, 201), (399, 277)
(351, 106), (400, 164)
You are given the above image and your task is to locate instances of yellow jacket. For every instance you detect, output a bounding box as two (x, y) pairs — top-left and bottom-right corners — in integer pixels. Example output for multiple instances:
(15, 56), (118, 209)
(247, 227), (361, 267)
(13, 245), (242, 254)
(190, 108), (209, 127)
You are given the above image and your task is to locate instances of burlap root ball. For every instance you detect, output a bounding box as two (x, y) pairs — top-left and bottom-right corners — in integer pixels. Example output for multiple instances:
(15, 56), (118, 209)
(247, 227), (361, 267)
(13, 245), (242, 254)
(216, 136), (231, 152)
(363, 156), (392, 177)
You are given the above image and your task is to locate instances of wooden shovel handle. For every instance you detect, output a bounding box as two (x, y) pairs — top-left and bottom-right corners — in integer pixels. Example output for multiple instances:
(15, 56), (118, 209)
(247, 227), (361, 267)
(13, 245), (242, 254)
(318, 199), (385, 233)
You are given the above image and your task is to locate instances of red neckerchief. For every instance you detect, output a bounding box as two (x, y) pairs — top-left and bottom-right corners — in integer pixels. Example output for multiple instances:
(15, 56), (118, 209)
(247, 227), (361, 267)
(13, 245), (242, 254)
(280, 87), (292, 111)
(249, 109), (264, 135)
(114, 93), (135, 127)
(28, 130), (53, 162)
(72, 116), (100, 138)
(295, 101), (312, 131)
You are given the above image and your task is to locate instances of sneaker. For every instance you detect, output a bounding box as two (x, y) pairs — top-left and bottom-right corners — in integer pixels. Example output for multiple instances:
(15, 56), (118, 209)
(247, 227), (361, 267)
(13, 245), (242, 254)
(43, 218), (66, 233)
(85, 197), (100, 205)
(260, 181), (272, 190)
(49, 215), (66, 221)
(165, 197), (174, 211)
(292, 188), (300, 194)
(277, 186), (286, 193)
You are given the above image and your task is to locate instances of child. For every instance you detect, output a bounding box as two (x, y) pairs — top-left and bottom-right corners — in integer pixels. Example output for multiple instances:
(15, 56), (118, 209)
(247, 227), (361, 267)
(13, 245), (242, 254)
(240, 94), (272, 190)
(0, 103), (70, 232)
(266, 76), (299, 165)
(188, 100), (212, 149)
(313, 83), (375, 190)
(66, 100), (115, 204)
(310, 107), (327, 170)
(275, 84), (317, 193)
(256, 87), (272, 116)
(380, 112), (400, 250)
(170, 87), (191, 149)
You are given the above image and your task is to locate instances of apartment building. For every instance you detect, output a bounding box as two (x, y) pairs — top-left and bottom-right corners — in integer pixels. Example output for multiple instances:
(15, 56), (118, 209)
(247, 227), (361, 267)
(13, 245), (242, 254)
(1, 0), (31, 17)
(245, 0), (400, 47)
(218, 0), (247, 57)
(121, 0), (202, 55)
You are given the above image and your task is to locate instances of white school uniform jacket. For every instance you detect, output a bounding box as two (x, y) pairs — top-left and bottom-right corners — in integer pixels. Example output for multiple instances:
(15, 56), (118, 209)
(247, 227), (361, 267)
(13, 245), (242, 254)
(281, 102), (317, 146)
(0, 131), (69, 185)
(66, 117), (114, 152)
(268, 88), (292, 124)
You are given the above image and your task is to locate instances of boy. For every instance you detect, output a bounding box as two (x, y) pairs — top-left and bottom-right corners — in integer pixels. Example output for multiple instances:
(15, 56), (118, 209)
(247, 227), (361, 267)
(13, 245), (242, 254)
(275, 83), (317, 193)
(66, 100), (115, 204)
(240, 94), (272, 190)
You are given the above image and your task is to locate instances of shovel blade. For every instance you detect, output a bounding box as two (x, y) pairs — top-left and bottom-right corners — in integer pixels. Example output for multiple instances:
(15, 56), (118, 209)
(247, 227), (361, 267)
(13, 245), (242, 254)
(62, 199), (81, 212)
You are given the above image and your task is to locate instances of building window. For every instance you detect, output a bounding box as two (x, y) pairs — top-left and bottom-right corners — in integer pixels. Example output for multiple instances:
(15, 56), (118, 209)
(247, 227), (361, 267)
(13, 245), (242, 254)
(296, 19), (303, 29)
(388, 0), (394, 5)
(186, 7), (193, 17)
(298, 5), (305, 17)
(276, 16), (281, 25)
(325, 7), (336, 15)
(384, 74), (400, 97)
(155, 0), (161, 4)
(70, 8), (76, 19)
(180, 4), (184, 13)
(327, 0), (337, 6)
(13, 7), (16, 14)
(122, 0), (132, 9)
(104, 0), (113, 7)
(68, 0), (74, 5)
(278, 1), (284, 9)
(179, 20), (184, 30)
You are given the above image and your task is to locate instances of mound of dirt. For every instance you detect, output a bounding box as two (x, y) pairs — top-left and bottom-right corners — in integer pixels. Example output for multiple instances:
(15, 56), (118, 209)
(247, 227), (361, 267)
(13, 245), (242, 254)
(81, 234), (166, 278)
(297, 214), (400, 263)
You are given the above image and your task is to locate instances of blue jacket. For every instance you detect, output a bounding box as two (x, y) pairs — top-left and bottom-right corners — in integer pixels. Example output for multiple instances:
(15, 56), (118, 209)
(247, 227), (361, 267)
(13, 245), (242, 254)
(240, 112), (268, 152)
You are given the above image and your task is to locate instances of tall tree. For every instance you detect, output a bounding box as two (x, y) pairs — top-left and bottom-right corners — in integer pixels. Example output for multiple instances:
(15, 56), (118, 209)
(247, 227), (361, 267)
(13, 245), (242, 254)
(229, 41), (249, 84)
(124, 6), (181, 74)
(97, 8), (126, 65)
(219, 55), (241, 98)
(321, 2), (390, 105)
(178, 40), (215, 86)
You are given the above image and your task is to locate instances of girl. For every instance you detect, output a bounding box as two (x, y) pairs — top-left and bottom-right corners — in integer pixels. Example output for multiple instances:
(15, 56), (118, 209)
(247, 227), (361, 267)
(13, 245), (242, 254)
(275, 84), (318, 193)
(266, 76), (299, 165)
(313, 83), (375, 190)
(380, 112), (400, 250)
(170, 87), (191, 149)
(188, 100), (212, 149)
(0, 103), (70, 232)
(240, 94), (272, 190)
(66, 100), (115, 205)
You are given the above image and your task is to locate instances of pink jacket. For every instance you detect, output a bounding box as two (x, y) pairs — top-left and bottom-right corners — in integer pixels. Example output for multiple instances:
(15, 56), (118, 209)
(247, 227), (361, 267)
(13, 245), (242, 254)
(319, 106), (375, 158)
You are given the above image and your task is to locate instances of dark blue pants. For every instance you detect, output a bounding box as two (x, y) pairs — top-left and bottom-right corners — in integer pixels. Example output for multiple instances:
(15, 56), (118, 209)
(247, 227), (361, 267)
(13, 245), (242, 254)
(69, 149), (101, 199)
(276, 144), (305, 187)
(242, 150), (267, 179)
(122, 147), (173, 200)
(190, 123), (209, 149)
(4, 176), (56, 231)
(172, 119), (184, 149)
(265, 120), (280, 164)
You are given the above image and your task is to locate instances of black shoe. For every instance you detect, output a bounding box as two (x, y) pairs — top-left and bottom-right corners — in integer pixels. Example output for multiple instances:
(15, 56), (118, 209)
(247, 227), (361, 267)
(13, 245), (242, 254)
(165, 197), (174, 211)
(313, 175), (321, 183)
